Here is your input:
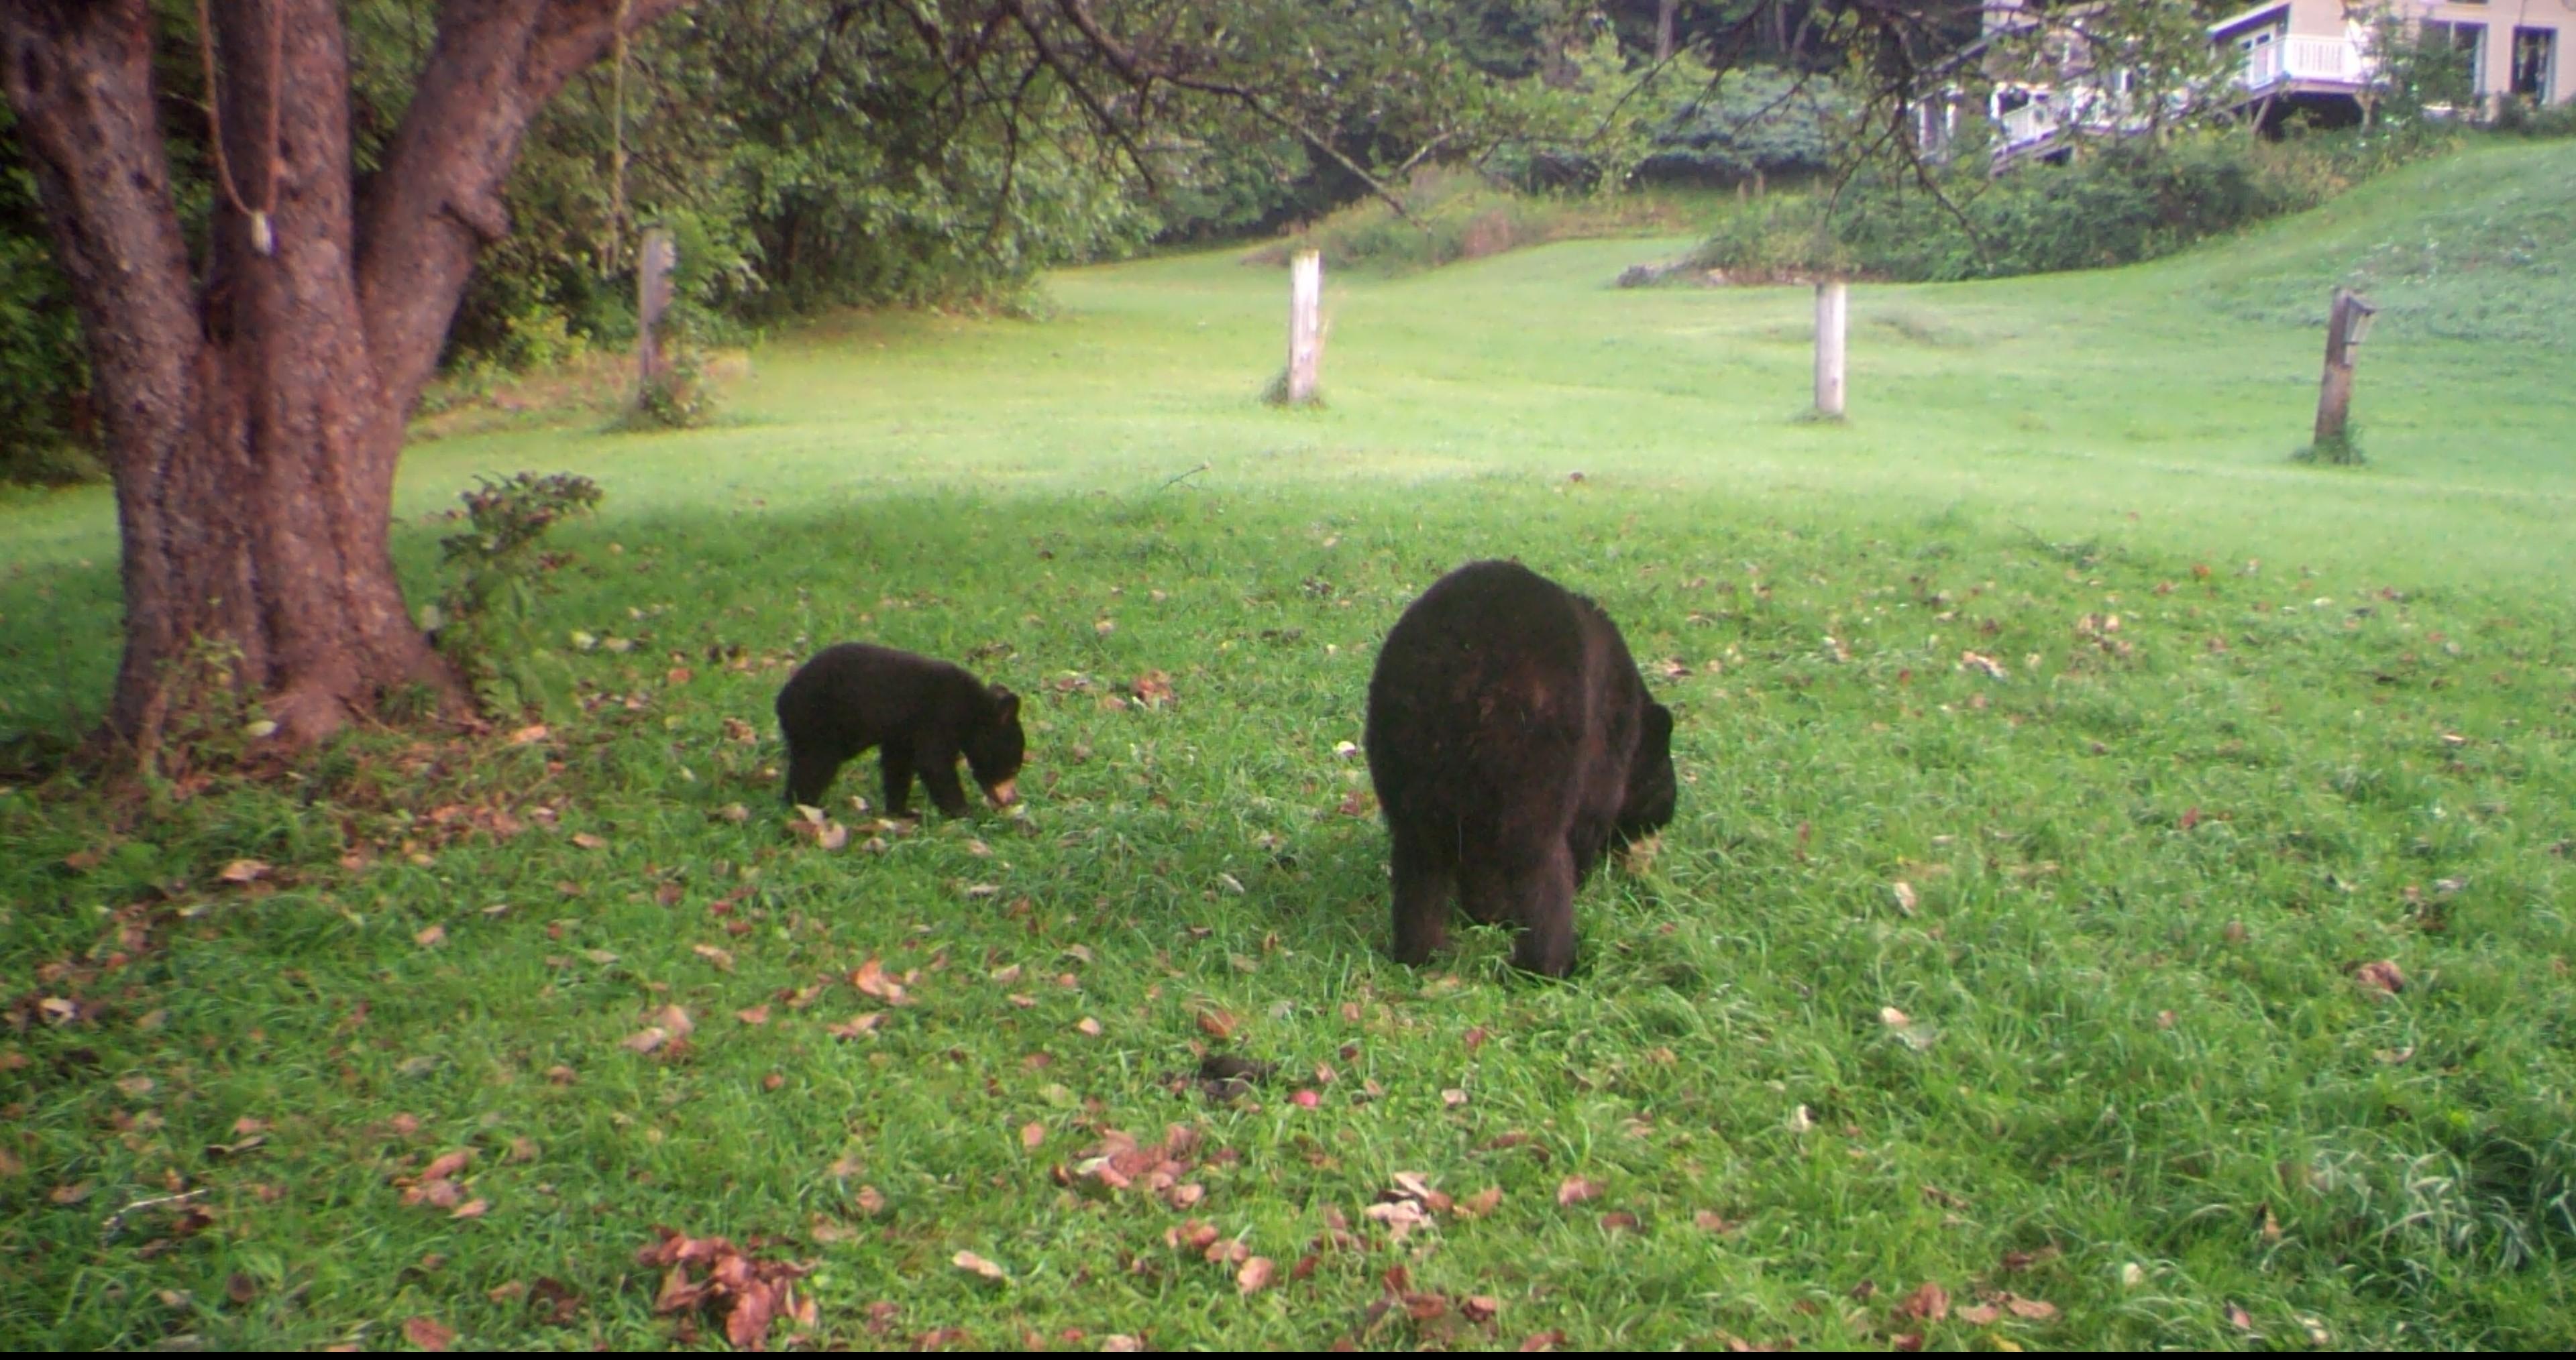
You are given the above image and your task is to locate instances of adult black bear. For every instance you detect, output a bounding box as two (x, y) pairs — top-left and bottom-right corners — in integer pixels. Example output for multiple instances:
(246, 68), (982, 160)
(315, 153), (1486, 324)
(1363, 561), (1676, 976)
(773, 643), (1024, 818)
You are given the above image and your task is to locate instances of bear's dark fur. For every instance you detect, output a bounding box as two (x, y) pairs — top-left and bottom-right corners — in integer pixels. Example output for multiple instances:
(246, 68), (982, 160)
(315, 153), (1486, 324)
(773, 643), (1025, 818)
(1363, 560), (1676, 976)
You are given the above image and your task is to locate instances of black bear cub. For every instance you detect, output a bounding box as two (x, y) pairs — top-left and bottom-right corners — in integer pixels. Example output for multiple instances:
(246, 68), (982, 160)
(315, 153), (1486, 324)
(774, 643), (1025, 819)
(1364, 560), (1676, 976)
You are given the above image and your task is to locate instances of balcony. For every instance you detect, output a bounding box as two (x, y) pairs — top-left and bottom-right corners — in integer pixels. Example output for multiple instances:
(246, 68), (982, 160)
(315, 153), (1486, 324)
(2243, 36), (2368, 92)
(1998, 99), (2062, 148)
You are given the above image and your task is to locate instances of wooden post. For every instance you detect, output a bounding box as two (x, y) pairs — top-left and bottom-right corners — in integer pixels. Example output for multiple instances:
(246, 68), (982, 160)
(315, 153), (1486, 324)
(637, 226), (677, 388)
(2312, 286), (2374, 451)
(1286, 249), (1323, 406)
(1813, 280), (1847, 420)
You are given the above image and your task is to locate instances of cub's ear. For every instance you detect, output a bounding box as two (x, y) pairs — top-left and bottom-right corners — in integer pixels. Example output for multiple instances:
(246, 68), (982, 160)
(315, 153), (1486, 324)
(989, 685), (1020, 722)
(1642, 701), (1674, 748)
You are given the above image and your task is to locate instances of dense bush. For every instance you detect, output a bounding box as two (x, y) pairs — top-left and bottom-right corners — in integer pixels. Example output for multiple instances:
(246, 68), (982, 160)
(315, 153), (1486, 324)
(1688, 124), (2462, 284)
(1244, 167), (1691, 274)
(1633, 65), (1845, 186)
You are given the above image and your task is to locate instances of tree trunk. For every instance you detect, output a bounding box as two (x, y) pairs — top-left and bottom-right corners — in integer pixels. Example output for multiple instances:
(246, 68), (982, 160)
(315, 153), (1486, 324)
(1, 0), (686, 763)
(1656, 0), (1677, 64)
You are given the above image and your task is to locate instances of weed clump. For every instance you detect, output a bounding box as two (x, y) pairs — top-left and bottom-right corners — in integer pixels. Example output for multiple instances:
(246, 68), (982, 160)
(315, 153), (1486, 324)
(619, 347), (717, 431)
(424, 471), (602, 719)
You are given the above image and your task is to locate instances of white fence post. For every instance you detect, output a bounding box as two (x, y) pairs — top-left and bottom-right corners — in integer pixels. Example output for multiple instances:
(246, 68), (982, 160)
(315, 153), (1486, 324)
(1286, 249), (1323, 406)
(637, 227), (676, 388)
(1813, 280), (1847, 420)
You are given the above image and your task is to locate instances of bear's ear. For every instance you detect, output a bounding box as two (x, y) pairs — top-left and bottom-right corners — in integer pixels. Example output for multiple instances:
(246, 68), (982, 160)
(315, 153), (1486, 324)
(989, 685), (1020, 723)
(1642, 701), (1674, 750)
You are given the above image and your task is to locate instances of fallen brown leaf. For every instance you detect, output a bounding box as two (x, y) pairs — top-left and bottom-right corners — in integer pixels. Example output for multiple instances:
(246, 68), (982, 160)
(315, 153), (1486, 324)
(1236, 1256), (1275, 1295)
(736, 1005), (771, 1026)
(218, 858), (270, 885)
(2353, 959), (2406, 995)
(402, 1316), (455, 1352)
(1556, 1176), (1605, 1207)
(826, 1013), (884, 1040)
(1020, 1121), (1046, 1151)
(953, 1250), (1007, 1284)
(853, 958), (908, 1004)
(1893, 1281), (1949, 1322)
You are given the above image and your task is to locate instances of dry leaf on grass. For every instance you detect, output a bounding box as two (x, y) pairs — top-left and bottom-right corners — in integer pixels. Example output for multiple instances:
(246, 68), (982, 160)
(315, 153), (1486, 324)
(852, 958), (909, 1004)
(2353, 960), (2406, 995)
(952, 1250), (1008, 1284)
(637, 1227), (815, 1351)
(1893, 1282), (1949, 1322)
(826, 1014), (883, 1040)
(402, 1316), (455, 1352)
(219, 858), (270, 885)
(1555, 1176), (1605, 1207)
(1236, 1256), (1275, 1295)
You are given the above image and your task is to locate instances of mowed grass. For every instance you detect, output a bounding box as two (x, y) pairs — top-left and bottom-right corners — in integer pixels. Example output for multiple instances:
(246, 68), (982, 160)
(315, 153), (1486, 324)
(3, 141), (2575, 1349)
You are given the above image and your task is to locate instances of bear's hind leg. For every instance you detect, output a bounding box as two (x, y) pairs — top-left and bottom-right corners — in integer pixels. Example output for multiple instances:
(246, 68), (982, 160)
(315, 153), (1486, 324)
(1388, 829), (1456, 966)
(1466, 843), (1578, 978)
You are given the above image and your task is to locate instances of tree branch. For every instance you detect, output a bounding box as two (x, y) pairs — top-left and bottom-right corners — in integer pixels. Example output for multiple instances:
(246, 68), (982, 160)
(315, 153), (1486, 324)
(356, 0), (694, 418)
(1036, 0), (1422, 227)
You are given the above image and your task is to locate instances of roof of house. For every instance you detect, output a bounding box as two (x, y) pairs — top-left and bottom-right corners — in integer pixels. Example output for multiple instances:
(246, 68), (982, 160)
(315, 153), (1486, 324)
(2207, 1), (2294, 39)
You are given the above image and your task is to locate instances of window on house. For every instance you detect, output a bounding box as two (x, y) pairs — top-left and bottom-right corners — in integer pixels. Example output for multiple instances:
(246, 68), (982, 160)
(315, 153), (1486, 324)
(2512, 27), (2557, 99)
(2426, 20), (2488, 95)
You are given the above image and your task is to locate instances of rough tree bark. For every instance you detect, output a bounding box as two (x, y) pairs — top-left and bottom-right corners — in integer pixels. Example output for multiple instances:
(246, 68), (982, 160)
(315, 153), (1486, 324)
(0, 0), (688, 762)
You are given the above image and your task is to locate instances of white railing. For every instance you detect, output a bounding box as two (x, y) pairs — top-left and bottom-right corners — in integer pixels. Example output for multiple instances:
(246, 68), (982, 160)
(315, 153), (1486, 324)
(2242, 36), (2368, 91)
(1999, 101), (2061, 148)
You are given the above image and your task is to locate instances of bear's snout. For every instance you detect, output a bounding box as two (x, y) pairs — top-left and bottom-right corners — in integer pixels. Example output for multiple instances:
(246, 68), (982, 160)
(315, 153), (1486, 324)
(984, 779), (1018, 809)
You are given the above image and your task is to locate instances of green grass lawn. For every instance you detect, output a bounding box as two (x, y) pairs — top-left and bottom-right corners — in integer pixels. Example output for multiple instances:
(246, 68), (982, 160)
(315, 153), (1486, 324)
(3, 140), (2573, 1350)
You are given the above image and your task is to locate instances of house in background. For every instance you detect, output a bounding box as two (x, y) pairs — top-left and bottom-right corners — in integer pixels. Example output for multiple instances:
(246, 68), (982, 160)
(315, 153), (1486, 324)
(1967, 0), (2573, 162)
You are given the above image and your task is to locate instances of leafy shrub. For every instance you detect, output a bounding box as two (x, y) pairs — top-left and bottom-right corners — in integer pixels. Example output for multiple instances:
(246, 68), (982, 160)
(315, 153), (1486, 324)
(1245, 168), (1688, 276)
(1634, 66), (1845, 186)
(1687, 125), (2462, 284)
(616, 346), (716, 432)
(425, 473), (603, 720)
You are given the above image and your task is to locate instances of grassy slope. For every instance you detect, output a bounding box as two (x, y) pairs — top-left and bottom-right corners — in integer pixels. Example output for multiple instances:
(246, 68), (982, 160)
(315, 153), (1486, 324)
(2, 141), (2573, 1349)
